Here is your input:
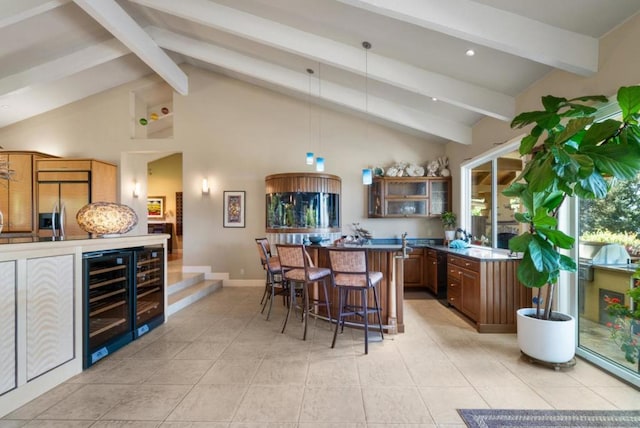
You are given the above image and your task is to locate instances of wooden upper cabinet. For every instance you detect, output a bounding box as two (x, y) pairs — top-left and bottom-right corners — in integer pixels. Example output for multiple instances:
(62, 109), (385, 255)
(367, 177), (451, 218)
(0, 151), (56, 233)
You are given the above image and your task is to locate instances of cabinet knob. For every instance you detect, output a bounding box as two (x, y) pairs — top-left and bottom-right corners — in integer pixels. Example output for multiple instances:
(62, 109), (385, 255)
(465, 262), (470, 267)
(450, 283), (456, 287)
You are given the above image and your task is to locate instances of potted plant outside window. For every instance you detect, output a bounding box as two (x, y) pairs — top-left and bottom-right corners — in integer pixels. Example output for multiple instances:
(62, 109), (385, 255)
(441, 211), (457, 241)
(503, 85), (640, 364)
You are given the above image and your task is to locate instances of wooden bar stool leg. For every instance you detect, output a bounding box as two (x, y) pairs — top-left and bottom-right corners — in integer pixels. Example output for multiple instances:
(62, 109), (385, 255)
(363, 288), (369, 355)
(373, 284), (384, 340)
(332, 287), (345, 348)
(281, 279), (294, 334)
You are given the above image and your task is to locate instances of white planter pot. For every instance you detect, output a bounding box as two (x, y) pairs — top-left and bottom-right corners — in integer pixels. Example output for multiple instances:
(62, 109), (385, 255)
(516, 307), (576, 363)
(444, 230), (456, 241)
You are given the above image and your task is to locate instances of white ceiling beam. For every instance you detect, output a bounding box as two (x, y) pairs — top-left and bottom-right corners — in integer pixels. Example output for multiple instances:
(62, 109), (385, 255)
(130, 0), (513, 121)
(0, 0), (70, 29)
(148, 27), (471, 144)
(337, 0), (598, 76)
(72, 0), (188, 95)
(0, 38), (130, 97)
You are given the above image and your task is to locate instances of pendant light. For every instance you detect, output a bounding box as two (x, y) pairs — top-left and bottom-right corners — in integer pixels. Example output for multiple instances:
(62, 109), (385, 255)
(362, 41), (373, 185)
(305, 68), (314, 165)
(316, 63), (325, 172)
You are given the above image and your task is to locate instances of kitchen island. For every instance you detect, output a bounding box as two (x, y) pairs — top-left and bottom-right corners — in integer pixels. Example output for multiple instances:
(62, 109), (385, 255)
(306, 244), (407, 333)
(0, 234), (168, 418)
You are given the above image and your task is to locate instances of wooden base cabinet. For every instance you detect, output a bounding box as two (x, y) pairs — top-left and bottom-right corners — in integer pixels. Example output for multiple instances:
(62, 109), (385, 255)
(425, 249), (447, 298)
(446, 253), (531, 333)
(403, 248), (425, 288)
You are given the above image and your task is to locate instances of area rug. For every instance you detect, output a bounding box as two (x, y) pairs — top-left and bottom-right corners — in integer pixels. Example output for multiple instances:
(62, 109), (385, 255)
(458, 409), (640, 427)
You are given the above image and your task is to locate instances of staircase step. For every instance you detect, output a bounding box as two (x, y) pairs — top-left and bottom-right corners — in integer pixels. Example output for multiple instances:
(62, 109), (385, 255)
(167, 279), (222, 316)
(167, 272), (205, 295)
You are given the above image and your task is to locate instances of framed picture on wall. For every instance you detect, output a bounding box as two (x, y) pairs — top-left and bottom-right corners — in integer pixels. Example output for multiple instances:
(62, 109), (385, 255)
(147, 196), (165, 220)
(223, 191), (245, 228)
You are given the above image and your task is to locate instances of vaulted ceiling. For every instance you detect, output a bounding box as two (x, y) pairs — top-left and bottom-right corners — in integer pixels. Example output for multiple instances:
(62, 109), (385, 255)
(2, 0), (640, 145)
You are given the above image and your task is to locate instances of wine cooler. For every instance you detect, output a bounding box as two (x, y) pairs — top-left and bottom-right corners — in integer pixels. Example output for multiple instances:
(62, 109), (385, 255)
(133, 247), (164, 338)
(83, 246), (165, 368)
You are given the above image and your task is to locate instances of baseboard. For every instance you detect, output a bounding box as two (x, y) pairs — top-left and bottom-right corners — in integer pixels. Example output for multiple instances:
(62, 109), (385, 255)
(224, 279), (263, 287)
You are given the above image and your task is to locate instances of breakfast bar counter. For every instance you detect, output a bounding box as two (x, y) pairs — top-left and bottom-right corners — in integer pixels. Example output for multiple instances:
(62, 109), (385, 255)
(306, 244), (407, 333)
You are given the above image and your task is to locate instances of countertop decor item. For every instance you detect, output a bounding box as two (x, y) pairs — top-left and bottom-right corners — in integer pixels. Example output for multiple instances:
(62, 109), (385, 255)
(76, 201), (138, 236)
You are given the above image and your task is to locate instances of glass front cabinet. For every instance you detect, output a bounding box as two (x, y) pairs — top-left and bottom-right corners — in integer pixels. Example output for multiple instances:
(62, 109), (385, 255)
(368, 177), (451, 218)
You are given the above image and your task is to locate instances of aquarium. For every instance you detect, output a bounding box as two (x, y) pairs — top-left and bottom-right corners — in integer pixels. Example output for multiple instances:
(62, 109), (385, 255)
(265, 191), (340, 233)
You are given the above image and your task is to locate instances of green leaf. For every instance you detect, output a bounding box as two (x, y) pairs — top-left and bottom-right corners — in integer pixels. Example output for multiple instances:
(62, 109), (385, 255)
(514, 212), (531, 223)
(509, 233), (532, 253)
(555, 117), (594, 144)
(541, 191), (565, 211)
(581, 143), (640, 179)
(571, 153), (594, 178)
(536, 227), (575, 249)
(581, 119), (622, 147)
(528, 235), (559, 273)
(519, 134), (539, 155)
(527, 155), (556, 192)
(542, 95), (566, 112)
(502, 182), (526, 197)
(618, 86), (640, 121)
(558, 254), (577, 272)
(567, 94), (608, 104)
(517, 251), (549, 288)
(575, 171), (609, 199)
(511, 110), (557, 129)
(532, 208), (557, 228)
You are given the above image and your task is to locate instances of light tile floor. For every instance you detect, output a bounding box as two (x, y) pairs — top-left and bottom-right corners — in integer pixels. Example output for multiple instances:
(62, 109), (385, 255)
(2, 286), (640, 427)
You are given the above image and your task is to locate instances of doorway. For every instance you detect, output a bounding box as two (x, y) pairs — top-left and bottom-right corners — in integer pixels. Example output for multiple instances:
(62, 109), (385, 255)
(147, 153), (183, 261)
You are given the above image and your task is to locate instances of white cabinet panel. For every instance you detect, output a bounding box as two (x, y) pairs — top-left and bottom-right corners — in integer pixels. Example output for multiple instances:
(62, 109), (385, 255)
(0, 261), (16, 395)
(26, 255), (74, 381)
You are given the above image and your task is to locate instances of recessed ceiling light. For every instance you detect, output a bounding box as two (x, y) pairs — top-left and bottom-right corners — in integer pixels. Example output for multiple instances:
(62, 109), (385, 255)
(432, 97), (438, 102)
(465, 49), (475, 57)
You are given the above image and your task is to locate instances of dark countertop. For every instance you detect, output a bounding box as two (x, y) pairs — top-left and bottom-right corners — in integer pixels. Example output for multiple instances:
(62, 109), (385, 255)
(310, 238), (519, 261)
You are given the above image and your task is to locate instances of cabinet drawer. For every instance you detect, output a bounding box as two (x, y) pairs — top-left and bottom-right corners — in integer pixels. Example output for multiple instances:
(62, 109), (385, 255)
(448, 255), (480, 271)
(447, 279), (460, 305)
(426, 249), (438, 258)
(448, 265), (462, 281)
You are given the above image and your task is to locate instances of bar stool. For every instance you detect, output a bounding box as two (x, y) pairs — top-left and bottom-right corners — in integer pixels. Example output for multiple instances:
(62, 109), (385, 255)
(327, 247), (384, 354)
(275, 244), (332, 340)
(255, 238), (286, 320)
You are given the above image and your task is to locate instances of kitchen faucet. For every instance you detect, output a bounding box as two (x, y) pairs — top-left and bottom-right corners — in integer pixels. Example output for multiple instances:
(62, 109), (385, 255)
(401, 232), (412, 258)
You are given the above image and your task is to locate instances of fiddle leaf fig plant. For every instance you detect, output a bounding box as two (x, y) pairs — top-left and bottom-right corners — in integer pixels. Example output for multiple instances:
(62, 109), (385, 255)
(503, 85), (640, 320)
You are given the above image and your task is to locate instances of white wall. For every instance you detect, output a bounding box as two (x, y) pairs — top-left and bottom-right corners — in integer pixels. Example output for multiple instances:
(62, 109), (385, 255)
(0, 65), (446, 279)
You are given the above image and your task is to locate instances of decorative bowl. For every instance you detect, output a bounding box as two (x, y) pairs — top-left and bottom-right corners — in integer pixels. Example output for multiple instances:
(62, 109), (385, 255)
(308, 235), (323, 244)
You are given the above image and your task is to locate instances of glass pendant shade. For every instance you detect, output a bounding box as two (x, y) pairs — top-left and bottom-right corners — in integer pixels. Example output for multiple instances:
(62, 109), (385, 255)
(306, 152), (314, 165)
(362, 168), (373, 185)
(316, 157), (325, 172)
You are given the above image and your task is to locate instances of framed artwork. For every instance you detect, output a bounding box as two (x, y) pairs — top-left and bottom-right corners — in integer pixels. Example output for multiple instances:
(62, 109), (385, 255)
(223, 191), (245, 228)
(147, 196), (165, 220)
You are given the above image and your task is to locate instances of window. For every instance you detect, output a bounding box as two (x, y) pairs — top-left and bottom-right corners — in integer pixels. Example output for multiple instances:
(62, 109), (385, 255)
(461, 138), (526, 249)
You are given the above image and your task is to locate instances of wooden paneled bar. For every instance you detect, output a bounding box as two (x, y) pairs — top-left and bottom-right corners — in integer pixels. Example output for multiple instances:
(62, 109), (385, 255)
(306, 245), (406, 333)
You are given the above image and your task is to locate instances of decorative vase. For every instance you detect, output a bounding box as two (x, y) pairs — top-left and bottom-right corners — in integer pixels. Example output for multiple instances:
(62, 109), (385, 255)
(445, 230), (456, 241)
(517, 307), (576, 363)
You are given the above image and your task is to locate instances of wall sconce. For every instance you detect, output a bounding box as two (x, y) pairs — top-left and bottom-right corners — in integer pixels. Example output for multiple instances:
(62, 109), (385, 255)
(362, 168), (373, 185)
(133, 181), (141, 198)
(315, 157), (325, 172)
(202, 178), (210, 194)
